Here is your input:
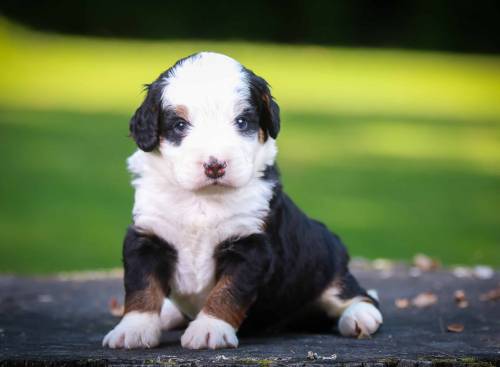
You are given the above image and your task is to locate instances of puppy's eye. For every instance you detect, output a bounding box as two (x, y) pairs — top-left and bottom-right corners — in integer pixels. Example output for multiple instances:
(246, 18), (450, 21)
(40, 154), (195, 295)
(174, 120), (188, 134)
(235, 117), (248, 131)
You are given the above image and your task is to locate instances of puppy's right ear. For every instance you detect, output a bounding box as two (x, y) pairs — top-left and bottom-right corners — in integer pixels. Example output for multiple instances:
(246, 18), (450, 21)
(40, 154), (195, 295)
(129, 83), (162, 152)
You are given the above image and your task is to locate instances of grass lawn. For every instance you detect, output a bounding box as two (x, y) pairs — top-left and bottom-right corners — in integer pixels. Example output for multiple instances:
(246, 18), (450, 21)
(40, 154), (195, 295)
(0, 19), (499, 273)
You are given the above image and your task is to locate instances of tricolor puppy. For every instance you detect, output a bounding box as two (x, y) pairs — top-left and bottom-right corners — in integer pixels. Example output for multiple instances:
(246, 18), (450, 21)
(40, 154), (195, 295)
(103, 52), (382, 350)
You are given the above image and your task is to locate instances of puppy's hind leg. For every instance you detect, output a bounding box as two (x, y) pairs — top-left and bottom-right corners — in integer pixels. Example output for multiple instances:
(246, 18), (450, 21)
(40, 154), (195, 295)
(318, 272), (382, 337)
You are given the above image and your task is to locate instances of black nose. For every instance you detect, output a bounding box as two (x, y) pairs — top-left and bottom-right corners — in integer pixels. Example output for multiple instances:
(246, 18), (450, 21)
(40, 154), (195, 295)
(203, 157), (227, 179)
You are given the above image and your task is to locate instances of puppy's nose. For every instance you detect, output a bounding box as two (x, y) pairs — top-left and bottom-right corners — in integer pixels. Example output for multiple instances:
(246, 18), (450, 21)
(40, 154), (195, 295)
(203, 157), (227, 179)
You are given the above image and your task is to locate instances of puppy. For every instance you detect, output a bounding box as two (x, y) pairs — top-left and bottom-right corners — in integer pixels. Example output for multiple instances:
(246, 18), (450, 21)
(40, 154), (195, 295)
(103, 52), (382, 350)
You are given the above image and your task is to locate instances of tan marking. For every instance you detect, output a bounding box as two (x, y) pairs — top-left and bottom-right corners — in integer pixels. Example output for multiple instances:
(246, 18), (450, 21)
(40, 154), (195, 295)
(202, 276), (249, 329)
(175, 104), (190, 121)
(125, 276), (166, 314)
(258, 128), (267, 143)
(262, 93), (270, 105)
(318, 280), (373, 318)
(259, 93), (273, 142)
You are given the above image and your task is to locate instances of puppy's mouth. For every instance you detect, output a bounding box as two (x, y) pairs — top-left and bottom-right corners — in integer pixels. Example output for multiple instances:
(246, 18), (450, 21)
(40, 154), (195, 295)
(194, 177), (236, 193)
(210, 178), (230, 186)
(196, 181), (236, 195)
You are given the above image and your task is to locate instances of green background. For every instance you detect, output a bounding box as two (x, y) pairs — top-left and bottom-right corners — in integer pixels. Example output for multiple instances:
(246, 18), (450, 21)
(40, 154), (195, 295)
(1, 19), (499, 273)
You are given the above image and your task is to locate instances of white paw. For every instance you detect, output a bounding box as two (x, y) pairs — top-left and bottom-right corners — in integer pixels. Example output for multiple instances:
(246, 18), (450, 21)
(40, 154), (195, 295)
(338, 302), (383, 337)
(102, 312), (161, 349)
(160, 298), (188, 331)
(181, 312), (238, 350)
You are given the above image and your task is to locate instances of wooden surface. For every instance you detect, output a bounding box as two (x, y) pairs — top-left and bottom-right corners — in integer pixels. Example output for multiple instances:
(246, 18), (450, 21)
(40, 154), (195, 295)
(0, 265), (499, 366)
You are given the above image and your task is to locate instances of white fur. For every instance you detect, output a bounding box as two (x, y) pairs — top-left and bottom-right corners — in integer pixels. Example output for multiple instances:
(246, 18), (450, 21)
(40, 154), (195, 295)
(338, 302), (383, 337)
(158, 52), (275, 192)
(367, 289), (379, 301)
(181, 311), (238, 350)
(102, 312), (161, 349)
(160, 298), (188, 331)
(127, 52), (277, 319)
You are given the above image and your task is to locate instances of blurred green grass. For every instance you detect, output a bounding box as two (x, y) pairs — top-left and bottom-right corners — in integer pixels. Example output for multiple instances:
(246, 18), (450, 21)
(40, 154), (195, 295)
(0, 19), (499, 272)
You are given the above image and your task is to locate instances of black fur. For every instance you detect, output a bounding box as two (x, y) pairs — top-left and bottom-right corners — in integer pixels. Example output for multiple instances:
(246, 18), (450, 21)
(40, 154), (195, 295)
(123, 226), (177, 303)
(121, 167), (374, 332)
(243, 67), (281, 139)
(129, 55), (281, 152)
(213, 233), (274, 311)
(129, 53), (201, 151)
(123, 54), (376, 337)
(129, 82), (163, 152)
(206, 164), (376, 333)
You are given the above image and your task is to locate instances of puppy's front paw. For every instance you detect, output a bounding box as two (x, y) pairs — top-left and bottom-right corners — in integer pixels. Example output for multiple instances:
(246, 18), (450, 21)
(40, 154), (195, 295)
(181, 312), (238, 350)
(103, 312), (161, 349)
(338, 301), (382, 337)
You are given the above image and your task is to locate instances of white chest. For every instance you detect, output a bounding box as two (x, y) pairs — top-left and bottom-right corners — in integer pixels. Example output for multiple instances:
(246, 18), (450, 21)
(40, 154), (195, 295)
(168, 222), (219, 318)
(131, 177), (273, 318)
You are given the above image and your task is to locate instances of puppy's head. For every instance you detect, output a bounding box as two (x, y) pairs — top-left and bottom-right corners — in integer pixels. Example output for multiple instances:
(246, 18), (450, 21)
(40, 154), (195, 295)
(130, 52), (279, 191)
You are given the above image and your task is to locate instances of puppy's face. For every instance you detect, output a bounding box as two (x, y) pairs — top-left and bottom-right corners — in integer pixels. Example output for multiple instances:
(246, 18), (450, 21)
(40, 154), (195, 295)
(130, 53), (280, 191)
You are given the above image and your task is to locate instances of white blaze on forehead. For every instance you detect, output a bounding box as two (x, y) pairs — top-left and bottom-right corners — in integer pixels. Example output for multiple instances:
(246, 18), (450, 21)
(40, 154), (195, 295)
(161, 52), (249, 118)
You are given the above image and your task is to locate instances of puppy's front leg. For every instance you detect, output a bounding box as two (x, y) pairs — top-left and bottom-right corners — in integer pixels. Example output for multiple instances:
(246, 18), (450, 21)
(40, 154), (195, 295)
(103, 226), (176, 349)
(181, 234), (272, 350)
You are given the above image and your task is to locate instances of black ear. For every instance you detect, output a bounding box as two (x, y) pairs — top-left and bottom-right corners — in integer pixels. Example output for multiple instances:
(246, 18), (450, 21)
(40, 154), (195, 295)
(261, 91), (280, 139)
(129, 82), (162, 152)
(245, 69), (281, 140)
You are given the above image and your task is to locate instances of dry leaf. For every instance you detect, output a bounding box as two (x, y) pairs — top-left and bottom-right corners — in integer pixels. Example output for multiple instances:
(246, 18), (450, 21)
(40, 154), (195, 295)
(412, 292), (438, 307)
(480, 288), (500, 301)
(447, 323), (464, 333)
(395, 298), (410, 309)
(413, 254), (440, 271)
(457, 300), (469, 308)
(454, 290), (468, 308)
(454, 290), (466, 302)
(452, 267), (473, 278)
(372, 258), (393, 271)
(109, 297), (124, 317)
(307, 351), (318, 360)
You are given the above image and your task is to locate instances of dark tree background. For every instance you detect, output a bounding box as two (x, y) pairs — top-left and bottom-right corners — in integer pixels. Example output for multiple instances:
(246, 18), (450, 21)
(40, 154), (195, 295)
(1, 0), (499, 54)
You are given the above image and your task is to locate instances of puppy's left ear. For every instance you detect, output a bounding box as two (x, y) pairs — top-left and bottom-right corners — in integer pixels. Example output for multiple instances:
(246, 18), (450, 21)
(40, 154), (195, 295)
(246, 70), (281, 140)
(129, 82), (162, 152)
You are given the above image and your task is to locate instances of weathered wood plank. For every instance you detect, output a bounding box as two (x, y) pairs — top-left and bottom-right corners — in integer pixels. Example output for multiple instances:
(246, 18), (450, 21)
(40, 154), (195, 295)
(0, 266), (498, 366)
